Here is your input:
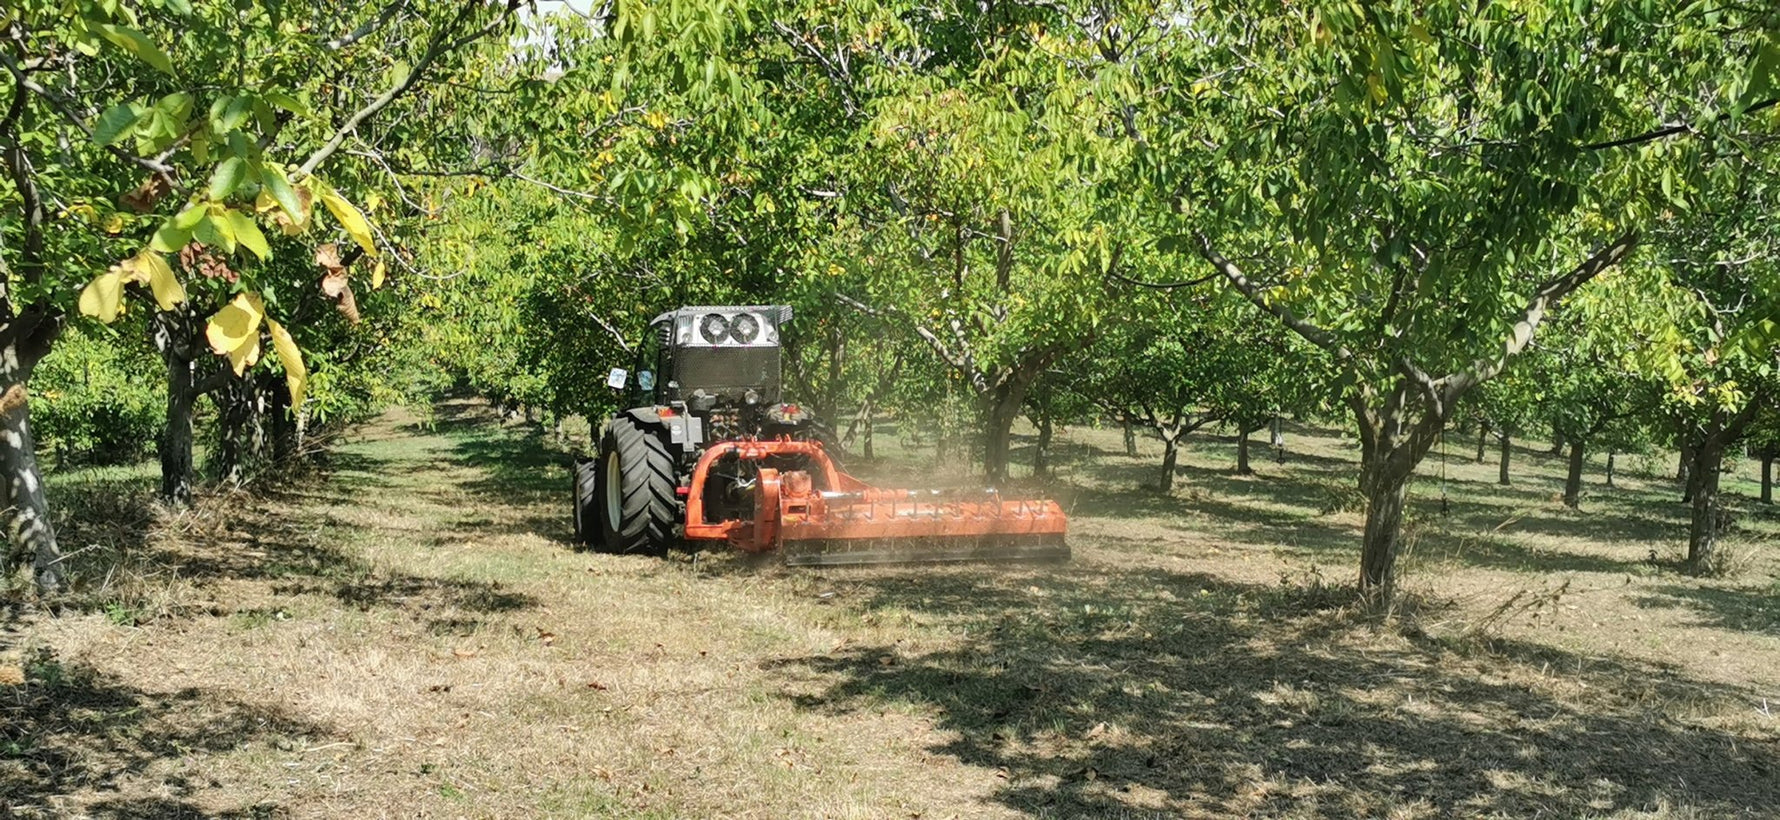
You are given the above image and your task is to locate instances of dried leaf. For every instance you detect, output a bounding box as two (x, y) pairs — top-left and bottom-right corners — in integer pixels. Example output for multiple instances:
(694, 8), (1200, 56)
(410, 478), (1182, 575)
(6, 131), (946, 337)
(119, 176), (170, 213)
(314, 242), (344, 275)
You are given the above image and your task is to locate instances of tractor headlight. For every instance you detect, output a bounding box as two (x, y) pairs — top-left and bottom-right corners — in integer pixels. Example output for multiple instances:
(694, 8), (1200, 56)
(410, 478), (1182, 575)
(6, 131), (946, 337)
(731, 312), (761, 344)
(699, 313), (731, 345)
(673, 315), (695, 346)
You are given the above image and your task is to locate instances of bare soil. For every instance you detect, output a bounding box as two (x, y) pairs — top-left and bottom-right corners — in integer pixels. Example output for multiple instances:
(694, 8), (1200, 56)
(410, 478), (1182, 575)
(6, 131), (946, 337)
(3, 402), (1776, 818)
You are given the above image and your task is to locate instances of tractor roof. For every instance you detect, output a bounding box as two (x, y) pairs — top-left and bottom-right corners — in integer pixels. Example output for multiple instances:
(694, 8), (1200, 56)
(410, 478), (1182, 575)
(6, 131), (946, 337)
(648, 305), (794, 327)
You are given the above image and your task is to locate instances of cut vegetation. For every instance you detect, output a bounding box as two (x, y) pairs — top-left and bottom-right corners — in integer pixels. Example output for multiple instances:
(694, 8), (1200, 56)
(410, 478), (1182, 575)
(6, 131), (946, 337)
(3, 400), (1776, 818)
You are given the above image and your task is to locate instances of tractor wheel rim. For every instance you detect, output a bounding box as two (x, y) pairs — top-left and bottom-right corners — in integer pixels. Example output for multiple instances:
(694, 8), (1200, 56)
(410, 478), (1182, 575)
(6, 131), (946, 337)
(606, 450), (623, 528)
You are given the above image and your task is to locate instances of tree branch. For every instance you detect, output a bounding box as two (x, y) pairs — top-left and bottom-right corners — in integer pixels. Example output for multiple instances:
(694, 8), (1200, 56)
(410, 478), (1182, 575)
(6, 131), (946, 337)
(298, 1), (520, 177)
(835, 292), (967, 372)
(1581, 99), (1779, 151)
(1444, 231), (1639, 397)
(1198, 233), (1353, 361)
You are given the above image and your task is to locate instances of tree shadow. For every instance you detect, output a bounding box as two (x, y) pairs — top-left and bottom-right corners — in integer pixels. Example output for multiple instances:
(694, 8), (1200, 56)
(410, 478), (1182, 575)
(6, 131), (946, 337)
(43, 448), (539, 627)
(1634, 584), (1780, 637)
(0, 648), (327, 818)
(763, 567), (1780, 817)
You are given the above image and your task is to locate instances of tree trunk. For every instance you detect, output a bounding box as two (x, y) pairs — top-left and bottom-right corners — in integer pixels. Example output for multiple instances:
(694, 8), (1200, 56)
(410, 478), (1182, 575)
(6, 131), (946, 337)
(1236, 426), (1253, 475)
(1686, 440), (1725, 573)
(269, 379), (294, 463)
(1549, 430), (1564, 456)
(1122, 417), (1137, 457)
(1606, 451), (1616, 489)
(1498, 431), (1511, 485)
(1359, 455), (1411, 606)
(862, 409), (875, 461)
(1563, 440), (1584, 508)
(981, 377), (1034, 484)
(0, 367), (65, 591)
(1683, 401), (1762, 574)
(1762, 450), (1773, 505)
(1678, 441), (1694, 501)
(1159, 438), (1178, 493)
(1033, 413), (1053, 478)
(160, 350), (197, 506)
(1475, 422), (1490, 463)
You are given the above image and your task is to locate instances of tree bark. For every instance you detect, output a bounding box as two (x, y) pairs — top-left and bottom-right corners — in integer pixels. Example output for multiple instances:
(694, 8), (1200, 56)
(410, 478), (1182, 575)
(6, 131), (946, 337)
(1684, 401), (1762, 574)
(1159, 438), (1179, 493)
(161, 350), (197, 505)
(1498, 431), (1511, 485)
(1122, 416), (1137, 457)
(861, 408), (875, 460)
(1359, 455), (1411, 606)
(1475, 422), (1490, 463)
(153, 310), (212, 506)
(1236, 426), (1253, 475)
(1606, 451), (1616, 489)
(1686, 440), (1724, 573)
(269, 378), (295, 464)
(980, 376), (1034, 484)
(1563, 440), (1584, 508)
(1033, 412), (1053, 478)
(0, 358), (64, 591)
(1678, 440), (1694, 501)
(1762, 449), (1774, 505)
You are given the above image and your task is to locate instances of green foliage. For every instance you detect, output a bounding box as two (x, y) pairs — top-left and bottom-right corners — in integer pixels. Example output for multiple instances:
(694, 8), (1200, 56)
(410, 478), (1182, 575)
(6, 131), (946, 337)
(32, 328), (164, 467)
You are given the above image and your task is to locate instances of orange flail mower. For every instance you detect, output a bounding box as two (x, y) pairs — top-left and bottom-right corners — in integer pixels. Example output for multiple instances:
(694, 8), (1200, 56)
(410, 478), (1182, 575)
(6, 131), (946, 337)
(572, 306), (1069, 566)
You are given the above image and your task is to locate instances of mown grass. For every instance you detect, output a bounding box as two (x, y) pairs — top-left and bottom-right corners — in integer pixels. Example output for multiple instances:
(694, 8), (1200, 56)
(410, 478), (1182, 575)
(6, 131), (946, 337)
(1, 403), (1775, 818)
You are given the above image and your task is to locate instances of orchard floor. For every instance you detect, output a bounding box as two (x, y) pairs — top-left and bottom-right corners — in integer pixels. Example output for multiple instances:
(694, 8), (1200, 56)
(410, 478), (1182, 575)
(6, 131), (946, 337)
(3, 401), (1778, 819)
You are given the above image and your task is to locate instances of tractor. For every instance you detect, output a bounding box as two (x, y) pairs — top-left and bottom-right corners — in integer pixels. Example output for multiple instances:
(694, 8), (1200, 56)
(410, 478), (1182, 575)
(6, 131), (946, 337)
(572, 305), (1068, 565)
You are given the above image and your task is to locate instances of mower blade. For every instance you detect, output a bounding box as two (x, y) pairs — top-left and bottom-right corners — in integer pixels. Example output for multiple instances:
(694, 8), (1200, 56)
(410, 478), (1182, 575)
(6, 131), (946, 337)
(781, 536), (1070, 567)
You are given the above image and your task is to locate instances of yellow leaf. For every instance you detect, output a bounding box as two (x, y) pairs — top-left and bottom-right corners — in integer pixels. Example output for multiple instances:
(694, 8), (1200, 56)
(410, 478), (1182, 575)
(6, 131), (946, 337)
(371, 259), (387, 289)
(134, 250), (185, 310)
(365, 192), (385, 213)
(266, 319), (307, 411)
(318, 186), (378, 257)
(78, 271), (125, 323)
(205, 291), (266, 375)
(101, 212), (125, 234)
(229, 333), (261, 376)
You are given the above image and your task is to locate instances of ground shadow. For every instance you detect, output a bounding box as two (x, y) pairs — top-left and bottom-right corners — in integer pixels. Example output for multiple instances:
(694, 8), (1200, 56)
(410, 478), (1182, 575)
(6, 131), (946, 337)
(764, 567), (1780, 818)
(1635, 584), (1780, 637)
(42, 447), (539, 627)
(0, 648), (326, 818)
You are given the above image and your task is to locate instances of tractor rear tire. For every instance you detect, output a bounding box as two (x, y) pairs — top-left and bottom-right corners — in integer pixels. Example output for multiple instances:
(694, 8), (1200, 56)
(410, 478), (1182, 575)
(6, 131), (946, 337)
(571, 457), (600, 549)
(597, 417), (677, 557)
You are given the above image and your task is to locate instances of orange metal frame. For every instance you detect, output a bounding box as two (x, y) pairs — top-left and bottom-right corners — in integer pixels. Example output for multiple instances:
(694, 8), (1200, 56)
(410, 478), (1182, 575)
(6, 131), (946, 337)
(681, 439), (1067, 553)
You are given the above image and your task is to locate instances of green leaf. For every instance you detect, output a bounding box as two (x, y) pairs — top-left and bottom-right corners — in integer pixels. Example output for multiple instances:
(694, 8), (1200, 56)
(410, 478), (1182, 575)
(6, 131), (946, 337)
(194, 209), (235, 254)
(208, 157), (246, 201)
(93, 23), (174, 76)
(259, 165), (305, 222)
(225, 209), (270, 259)
(262, 91), (309, 117)
(149, 219), (193, 253)
(92, 103), (141, 147)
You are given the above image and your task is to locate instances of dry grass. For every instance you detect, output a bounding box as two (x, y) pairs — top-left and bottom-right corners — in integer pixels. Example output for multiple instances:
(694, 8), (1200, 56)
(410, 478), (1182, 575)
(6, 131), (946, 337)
(1, 404), (1776, 818)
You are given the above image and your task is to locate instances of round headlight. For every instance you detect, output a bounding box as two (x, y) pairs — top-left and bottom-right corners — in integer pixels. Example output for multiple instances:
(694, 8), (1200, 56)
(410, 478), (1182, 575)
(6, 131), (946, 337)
(699, 313), (730, 344)
(731, 312), (760, 344)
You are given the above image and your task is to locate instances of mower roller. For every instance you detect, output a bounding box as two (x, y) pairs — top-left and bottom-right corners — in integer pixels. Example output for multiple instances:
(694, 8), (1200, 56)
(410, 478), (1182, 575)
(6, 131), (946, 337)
(572, 305), (1069, 565)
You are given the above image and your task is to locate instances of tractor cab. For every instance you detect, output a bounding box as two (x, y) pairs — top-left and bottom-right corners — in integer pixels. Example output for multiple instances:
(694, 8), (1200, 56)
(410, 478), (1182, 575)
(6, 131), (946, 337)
(635, 305), (788, 408)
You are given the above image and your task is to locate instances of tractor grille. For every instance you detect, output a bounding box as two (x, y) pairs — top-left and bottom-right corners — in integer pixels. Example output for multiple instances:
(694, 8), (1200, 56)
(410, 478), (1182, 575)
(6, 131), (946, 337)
(673, 346), (781, 402)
